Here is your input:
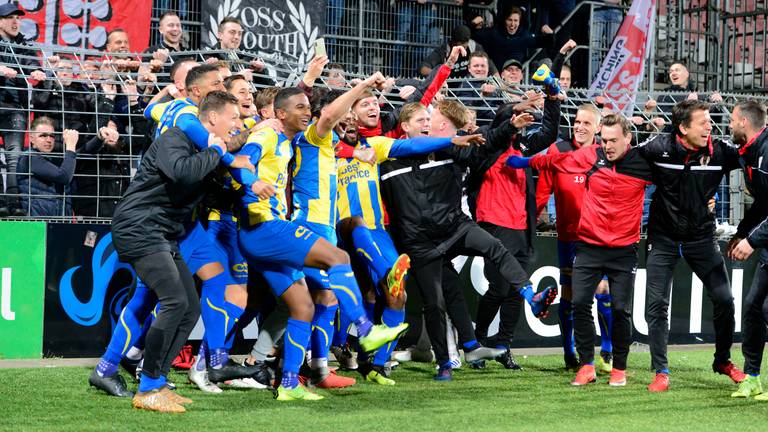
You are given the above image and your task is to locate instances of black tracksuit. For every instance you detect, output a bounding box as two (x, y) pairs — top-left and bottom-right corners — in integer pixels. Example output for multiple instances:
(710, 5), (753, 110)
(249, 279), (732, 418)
(736, 127), (768, 375)
(112, 127), (221, 380)
(379, 121), (529, 366)
(638, 133), (741, 372)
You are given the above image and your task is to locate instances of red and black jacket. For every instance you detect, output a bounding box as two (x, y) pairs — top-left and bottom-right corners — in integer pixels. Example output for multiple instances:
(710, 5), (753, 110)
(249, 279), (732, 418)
(530, 144), (652, 248)
(637, 133), (741, 241)
(736, 127), (768, 262)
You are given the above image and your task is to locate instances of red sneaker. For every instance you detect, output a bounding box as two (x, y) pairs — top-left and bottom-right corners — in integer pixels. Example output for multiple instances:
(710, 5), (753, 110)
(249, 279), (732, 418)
(713, 361), (747, 383)
(314, 370), (356, 389)
(648, 373), (669, 392)
(609, 368), (627, 387)
(571, 365), (596, 386)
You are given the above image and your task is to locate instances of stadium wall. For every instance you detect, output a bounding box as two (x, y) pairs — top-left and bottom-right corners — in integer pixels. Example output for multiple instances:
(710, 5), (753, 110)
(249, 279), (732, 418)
(0, 221), (758, 359)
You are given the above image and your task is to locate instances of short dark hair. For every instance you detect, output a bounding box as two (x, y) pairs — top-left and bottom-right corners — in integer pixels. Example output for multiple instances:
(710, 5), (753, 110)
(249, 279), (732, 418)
(170, 58), (197, 82)
(672, 99), (710, 137)
(274, 87), (307, 112)
(327, 63), (344, 71)
(735, 100), (767, 130)
(185, 63), (220, 90)
(224, 74), (247, 91)
(601, 113), (632, 136)
(505, 6), (523, 19)
(199, 90), (239, 118)
(219, 17), (242, 29)
(106, 28), (127, 43)
(670, 60), (688, 71)
(159, 11), (179, 24)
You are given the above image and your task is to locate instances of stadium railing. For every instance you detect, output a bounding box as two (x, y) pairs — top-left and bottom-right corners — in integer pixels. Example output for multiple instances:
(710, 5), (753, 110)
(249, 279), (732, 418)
(0, 41), (766, 232)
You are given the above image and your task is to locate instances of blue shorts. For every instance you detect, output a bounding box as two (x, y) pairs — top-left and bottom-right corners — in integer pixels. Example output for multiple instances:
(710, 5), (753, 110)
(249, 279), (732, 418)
(557, 240), (608, 286)
(179, 221), (230, 280)
(300, 220), (336, 291)
(239, 219), (318, 296)
(207, 220), (248, 284)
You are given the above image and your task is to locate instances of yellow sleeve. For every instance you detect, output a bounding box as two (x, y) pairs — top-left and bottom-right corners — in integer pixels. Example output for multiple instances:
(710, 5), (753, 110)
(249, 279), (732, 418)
(149, 101), (172, 122)
(368, 136), (396, 163)
(243, 117), (258, 130)
(172, 105), (199, 127)
(305, 122), (333, 147)
(248, 128), (277, 158)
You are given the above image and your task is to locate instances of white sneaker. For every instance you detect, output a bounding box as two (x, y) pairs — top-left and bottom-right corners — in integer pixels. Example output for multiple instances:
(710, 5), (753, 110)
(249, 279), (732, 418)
(223, 377), (267, 389)
(188, 356), (222, 394)
(392, 350), (412, 362)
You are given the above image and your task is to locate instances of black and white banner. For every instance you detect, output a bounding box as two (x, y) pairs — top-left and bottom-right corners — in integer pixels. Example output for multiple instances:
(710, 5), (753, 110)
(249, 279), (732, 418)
(202, 0), (324, 83)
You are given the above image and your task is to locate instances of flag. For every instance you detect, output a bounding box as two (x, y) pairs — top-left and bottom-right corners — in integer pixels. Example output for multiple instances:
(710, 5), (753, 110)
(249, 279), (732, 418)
(588, 0), (656, 115)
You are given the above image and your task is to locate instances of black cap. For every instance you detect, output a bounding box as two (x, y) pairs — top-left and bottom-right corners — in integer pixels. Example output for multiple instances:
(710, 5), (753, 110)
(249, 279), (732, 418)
(451, 25), (471, 43)
(0, 3), (24, 18)
(502, 59), (522, 70)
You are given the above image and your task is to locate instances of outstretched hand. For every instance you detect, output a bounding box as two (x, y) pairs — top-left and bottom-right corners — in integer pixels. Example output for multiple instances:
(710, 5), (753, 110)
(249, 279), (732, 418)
(451, 134), (485, 147)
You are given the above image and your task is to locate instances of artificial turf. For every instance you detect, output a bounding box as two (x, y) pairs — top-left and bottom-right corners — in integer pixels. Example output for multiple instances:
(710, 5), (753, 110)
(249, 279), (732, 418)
(1, 349), (766, 432)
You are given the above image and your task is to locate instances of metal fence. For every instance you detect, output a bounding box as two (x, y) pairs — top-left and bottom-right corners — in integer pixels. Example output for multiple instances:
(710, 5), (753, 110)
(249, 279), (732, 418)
(0, 41), (766, 230)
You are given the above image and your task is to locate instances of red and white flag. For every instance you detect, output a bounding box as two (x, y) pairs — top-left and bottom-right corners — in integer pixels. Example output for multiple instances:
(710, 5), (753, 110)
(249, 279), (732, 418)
(588, 0), (656, 115)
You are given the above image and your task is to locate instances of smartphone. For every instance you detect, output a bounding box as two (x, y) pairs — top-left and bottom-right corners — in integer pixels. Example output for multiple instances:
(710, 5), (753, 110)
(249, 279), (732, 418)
(315, 38), (327, 58)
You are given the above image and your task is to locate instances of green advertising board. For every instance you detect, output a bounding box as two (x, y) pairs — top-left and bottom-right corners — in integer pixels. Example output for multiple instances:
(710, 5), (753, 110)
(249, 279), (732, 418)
(0, 221), (46, 359)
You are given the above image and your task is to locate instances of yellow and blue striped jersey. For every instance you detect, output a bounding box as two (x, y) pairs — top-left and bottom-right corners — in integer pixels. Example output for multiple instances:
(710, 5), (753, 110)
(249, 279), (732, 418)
(291, 123), (337, 227)
(147, 97), (198, 138)
(336, 137), (397, 230)
(233, 128), (293, 227)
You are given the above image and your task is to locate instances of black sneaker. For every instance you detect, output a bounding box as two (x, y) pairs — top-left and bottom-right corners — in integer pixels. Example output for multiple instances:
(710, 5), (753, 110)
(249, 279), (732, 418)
(495, 349), (522, 370)
(207, 359), (263, 383)
(468, 360), (486, 369)
(88, 369), (134, 397)
(245, 360), (273, 387)
(120, 357), (141, 382)
(564, 354), (580, 370)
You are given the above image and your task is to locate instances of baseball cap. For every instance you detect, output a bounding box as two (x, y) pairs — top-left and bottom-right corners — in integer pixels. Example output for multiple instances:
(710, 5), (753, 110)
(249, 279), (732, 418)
(502, 59), (522, 70)
(0, 3), (25, 18)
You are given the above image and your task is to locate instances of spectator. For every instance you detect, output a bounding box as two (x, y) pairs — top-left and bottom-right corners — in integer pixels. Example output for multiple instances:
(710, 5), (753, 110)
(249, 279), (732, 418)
(500, 58), (523, 86)
(209, 17), (272, 88)
(32, 57), (95, 136)
(326, 63), (347, 88)
(458, 51), (501, 124)
(539, 0), (577, 50)
(470, 6), (554, 73)
(16, 117), (103, 217)
(0, 3), (45, 216)
(72, 121), (131, 218)
(419, 25), (495, 83)
(144, 12), (189, 82)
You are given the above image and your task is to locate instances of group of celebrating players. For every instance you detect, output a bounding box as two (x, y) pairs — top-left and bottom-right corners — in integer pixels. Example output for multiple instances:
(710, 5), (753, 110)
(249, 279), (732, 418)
(83, 42), (768, 413)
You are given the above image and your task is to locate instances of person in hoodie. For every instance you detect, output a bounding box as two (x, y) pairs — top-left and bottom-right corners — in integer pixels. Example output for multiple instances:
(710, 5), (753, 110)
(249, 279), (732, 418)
(469, 6), (554, 74)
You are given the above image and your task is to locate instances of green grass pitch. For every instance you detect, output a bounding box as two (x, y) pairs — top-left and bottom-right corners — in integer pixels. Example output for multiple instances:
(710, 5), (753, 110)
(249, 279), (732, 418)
(1, 350), (767, 432)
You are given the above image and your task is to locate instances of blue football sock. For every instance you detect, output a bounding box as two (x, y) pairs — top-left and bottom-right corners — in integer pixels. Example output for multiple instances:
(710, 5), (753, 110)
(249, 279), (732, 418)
(222, 301), (245, 349)
(281, 371), (299, 389)
(332, 308), (352, 346)
(200, 273), (230, 351)
(352, 225), (390, 284)
(364, 301), (376, 321)
(750, 373), (760, 377)
(96, 358), (119, 377)
(462, 340), (481, 351)
(196, 341), (208, 371)
(373, 308), (405, 366)
(102, 282), (156, 365)
(595, 293), (613, 353)
(138, 373), (167, 393)
(558, 299), (575, 357)
(311, 303), (338, 369)
(518, 284), (535, 304)
(657, 368), (670, 375)
(328, 264), (370, 336)
(283, 318), (311, 388)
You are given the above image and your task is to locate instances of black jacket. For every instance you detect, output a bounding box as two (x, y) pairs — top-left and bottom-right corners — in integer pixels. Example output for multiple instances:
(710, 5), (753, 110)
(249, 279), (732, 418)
(736, 127), (768, 263)
(638, 133), (741, 241)
(111, 127), (221, 262)
(379, 121), (517, 259)
(0, 34), (42, 108)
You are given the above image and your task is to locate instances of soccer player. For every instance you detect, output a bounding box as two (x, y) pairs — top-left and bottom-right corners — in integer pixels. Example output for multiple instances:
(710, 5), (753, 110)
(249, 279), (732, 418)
(334, 105), (484, 384)
(724, 100), (768, 399)
(507, 114), (652, 387)
(535, 104), (615, 372)
(110, 91), (240, 412)
(230, 79), (408, 401)
(638, 99), (744, 392)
